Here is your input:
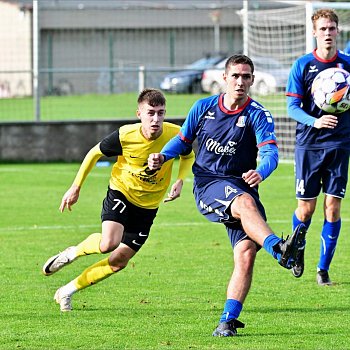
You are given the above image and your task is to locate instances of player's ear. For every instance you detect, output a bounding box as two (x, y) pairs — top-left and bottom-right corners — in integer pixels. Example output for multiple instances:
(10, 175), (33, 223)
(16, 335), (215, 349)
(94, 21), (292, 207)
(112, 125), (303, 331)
(136, 109), (141, 120)
(251, 74), (255, 85)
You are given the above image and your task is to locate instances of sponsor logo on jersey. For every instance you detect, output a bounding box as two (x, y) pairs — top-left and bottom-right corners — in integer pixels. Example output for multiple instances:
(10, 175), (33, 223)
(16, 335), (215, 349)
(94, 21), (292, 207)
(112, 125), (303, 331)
(204, 111), (215, 119)
(309, 65), (318, 73)
(205, 138), (237, 155)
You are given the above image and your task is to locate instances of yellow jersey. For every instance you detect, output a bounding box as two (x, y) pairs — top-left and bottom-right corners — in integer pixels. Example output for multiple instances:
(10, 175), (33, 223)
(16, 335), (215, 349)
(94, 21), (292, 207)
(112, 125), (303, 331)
(73, 122), (194, 209)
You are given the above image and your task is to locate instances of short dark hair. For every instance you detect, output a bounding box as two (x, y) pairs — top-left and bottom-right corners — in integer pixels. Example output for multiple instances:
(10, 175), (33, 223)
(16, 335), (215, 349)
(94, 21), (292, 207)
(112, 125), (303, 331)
(312, 8), (339, 29)
(225, 54), (254, 74)
(137, 88), (166, 107)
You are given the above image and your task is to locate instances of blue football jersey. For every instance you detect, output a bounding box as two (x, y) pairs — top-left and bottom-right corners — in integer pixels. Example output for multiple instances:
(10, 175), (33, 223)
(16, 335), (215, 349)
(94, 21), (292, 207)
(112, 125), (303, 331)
(178, 94), (277, 178)
(286, 49), (350, 149)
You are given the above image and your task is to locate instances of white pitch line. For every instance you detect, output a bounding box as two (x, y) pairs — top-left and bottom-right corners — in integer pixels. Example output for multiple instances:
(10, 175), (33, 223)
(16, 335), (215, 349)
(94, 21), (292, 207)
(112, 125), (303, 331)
(1, 217), (350, 233)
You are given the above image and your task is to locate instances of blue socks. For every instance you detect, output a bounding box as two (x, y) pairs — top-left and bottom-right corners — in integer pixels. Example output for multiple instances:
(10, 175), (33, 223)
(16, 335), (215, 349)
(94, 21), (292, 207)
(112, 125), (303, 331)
(293, 212), (341, 271)
(263, 234), (282, 260)
(318, 219), (341, 271)
(292, 212), (311, 231)
(219, 299), (243, 323)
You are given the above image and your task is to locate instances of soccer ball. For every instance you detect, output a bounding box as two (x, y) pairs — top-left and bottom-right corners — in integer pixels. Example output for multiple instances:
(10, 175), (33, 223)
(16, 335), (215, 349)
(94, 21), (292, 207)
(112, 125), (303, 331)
(311, 67), (350, 114)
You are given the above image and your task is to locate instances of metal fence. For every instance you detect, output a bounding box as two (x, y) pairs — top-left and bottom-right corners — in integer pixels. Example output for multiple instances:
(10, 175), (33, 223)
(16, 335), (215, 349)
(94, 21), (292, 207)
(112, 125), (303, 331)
(1, 0), (350, 145)
(1, 0), (246, 121)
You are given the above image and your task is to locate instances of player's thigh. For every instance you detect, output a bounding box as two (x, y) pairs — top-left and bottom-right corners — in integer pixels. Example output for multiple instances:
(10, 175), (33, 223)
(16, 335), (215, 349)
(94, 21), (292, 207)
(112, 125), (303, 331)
(322, 148), (350, 198)
(122, 204), (158, 252)
(100, 188), (130, 251)
(101, 220), (124, 251)
(295, 148), (323, 199)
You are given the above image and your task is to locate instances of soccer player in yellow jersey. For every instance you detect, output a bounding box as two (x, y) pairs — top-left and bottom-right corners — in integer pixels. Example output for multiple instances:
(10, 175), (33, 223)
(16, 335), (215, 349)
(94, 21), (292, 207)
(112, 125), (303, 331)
(42, 88), (195, 312)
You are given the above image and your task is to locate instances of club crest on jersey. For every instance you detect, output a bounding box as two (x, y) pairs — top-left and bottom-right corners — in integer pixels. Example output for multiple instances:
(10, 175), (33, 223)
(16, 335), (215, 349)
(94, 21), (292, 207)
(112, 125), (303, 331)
(236, 115), (246, 127)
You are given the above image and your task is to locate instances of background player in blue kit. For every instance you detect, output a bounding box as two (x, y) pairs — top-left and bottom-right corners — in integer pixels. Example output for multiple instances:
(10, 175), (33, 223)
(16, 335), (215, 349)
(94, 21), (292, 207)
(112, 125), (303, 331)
(148, 54), (306, 336)
(286, 9), (350, 285)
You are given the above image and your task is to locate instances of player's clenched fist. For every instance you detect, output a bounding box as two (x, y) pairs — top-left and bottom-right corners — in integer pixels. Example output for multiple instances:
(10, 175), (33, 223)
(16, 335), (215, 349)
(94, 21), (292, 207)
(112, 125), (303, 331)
(148, 153), (165, 170)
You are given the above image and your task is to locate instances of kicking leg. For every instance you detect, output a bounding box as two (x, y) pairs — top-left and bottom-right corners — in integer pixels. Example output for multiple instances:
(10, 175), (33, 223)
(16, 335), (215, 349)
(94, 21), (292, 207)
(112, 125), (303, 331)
(230, 193), (306, 269)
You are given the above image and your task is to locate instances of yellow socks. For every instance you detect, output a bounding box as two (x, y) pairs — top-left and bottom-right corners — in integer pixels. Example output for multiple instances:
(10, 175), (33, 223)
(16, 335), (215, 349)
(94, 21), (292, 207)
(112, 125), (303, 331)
(75, 233), (102, 256)
(73, 257), (114, 291)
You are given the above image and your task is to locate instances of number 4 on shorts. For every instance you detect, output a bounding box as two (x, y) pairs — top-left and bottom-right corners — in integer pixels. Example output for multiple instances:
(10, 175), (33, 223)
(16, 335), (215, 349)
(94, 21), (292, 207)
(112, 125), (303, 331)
(296, 179), (305, 196)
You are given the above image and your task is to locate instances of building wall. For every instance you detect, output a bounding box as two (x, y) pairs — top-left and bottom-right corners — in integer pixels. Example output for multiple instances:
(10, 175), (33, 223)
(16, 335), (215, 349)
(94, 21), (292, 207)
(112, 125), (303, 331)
(40, 26), (242, 95)
(0, 1), (32, 97)
(0, 119), (184, 162)
(0, 2), (243, 97)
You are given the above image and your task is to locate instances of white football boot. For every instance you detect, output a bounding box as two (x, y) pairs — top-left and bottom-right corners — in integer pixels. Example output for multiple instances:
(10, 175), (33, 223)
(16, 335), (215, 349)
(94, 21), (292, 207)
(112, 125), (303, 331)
(42, 246), (77, 276)
(54, 287), (73, 312)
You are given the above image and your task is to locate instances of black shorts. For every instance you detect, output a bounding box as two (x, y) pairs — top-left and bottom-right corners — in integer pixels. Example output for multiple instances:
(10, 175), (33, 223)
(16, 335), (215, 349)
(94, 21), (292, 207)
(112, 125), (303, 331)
(101, 188), (158, 252)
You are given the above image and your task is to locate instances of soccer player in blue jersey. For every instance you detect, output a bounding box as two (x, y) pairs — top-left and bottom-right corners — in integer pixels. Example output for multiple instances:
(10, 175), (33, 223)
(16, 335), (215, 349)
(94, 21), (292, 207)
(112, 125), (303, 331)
(148, 54), (306, 337)
(42, 88), (195, 312)
(286, 8), (350, 286)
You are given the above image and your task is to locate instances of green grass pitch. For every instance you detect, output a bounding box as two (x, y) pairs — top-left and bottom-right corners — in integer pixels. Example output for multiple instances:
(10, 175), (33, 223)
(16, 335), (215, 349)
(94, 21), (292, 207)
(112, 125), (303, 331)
(0, 161), (349, 349)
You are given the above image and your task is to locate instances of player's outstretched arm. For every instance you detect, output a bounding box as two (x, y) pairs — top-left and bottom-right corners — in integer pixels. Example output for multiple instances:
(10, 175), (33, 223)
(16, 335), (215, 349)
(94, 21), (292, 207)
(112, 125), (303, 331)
(162, 149), (194, 203)
(59, 143), (103, 212)
(59, 185), (81, 212)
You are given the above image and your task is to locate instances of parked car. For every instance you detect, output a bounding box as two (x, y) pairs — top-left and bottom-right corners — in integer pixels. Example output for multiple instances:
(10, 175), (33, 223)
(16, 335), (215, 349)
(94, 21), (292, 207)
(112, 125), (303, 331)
(201, 56), (290, 96)
(159, 54), (227, 94)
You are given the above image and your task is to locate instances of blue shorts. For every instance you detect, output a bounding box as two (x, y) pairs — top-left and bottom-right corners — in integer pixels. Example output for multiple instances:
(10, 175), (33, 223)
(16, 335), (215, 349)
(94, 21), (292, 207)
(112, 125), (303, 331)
(295, 148), (350, 199)
(193, 176), (264, 249)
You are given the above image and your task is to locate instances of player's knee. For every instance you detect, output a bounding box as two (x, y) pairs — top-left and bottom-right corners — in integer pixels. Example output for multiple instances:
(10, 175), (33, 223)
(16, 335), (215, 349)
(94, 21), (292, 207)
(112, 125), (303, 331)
(234, 241), (256, 272)
(242, 246), (256, 264)
(297, 200), (316, 219)
(297, 207), (314, 221)
(100, 239), (119, 254)
(324, 207), (340, 221)
(237, 193), (257, 212)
